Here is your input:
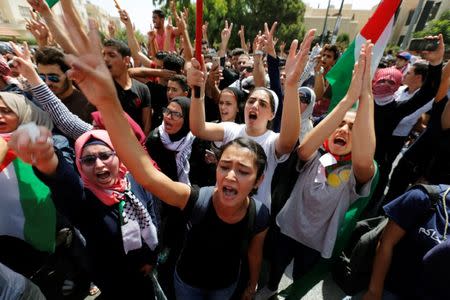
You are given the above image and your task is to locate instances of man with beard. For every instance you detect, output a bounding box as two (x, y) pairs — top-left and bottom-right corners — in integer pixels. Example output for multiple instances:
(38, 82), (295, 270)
(152, 9), (181, 52)
(103, 39), (152, 135)
(35, 47), (95, 123)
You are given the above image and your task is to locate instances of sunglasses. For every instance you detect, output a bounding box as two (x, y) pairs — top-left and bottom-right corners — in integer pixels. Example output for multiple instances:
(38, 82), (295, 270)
(39, 74), (61, 83)
(79, 151), (116, 167)
(244, 66), (253, 73)
(299, 94), (311, 104)
(162, 107), (183, 121)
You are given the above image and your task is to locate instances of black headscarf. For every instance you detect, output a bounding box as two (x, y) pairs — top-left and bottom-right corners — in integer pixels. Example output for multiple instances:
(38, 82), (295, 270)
(168, 96), (191, 141)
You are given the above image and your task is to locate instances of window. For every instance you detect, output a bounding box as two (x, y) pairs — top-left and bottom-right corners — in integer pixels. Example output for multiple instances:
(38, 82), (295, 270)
(398, 35), (405, 46)
(19, 6), (31, 18)
(405, 9), (414, 26)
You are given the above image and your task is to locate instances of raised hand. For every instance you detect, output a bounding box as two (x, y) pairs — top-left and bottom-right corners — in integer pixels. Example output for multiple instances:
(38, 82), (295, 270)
(118, 9), (131, 26)
(221, 20), (233, 43)
(346, 43), (367, 103)
(25, 18), (50, 47)
(421, 34), (444, 66)
(361, 41), (374, 101)
(7, 125), (55, 169)
(63, 17), (117, 108)
(284, 29), (316, 86)
(108, 20), (117, 38)
(9, 41), (32, 64)
(262, 22), (278, 57)
(187, 58), (206, 98)
(11, 56), (40, 84)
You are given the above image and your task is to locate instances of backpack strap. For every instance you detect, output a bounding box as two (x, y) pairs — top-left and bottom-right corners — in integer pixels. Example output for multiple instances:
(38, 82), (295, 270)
(409, 184), (441, 212)
(187, 186), (215, 230)
(240, 197), (261, 257)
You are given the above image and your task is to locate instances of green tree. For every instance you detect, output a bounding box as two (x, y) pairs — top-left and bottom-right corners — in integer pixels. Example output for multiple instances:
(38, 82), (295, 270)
(336, 33), (350, 51)
(414, 9), (450, 50)
(152, 0), (306, 50)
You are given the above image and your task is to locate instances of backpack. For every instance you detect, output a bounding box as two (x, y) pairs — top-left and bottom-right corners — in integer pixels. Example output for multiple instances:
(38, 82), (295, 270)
(186, 186), (262, 256)
(332, 184), (442, 295)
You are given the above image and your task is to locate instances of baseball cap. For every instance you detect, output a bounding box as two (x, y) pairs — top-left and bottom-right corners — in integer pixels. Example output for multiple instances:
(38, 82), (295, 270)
(396, 51), (411, 61)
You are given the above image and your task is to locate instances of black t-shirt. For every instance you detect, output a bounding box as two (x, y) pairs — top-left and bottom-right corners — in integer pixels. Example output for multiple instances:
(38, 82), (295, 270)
(146, 81), (167, 130)
(176, 186), (269, 289)
(63, 89), (96, 124)
(115, 79), (151, 128)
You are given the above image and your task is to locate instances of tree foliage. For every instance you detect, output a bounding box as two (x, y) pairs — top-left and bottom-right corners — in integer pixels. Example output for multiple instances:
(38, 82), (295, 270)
(153, 0), (306, 50)
(414, 9), (450, 49)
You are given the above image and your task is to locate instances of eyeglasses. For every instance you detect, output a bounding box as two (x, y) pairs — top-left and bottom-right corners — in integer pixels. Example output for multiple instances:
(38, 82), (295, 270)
(39, 74), (61, 83)
(162, 107), (183, 121)
(79, 151), (116, 167)
(299, 95), (311, 105)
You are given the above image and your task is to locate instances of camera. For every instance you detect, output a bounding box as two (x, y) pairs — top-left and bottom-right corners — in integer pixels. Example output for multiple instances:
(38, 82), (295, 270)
(408, 38), (439, 52)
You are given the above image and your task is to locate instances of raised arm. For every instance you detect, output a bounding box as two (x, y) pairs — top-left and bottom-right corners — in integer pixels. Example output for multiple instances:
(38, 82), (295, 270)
(351, 42), (376, 185)
(298, 44), (364, 161)
(435, 58), (450, 102)
(238, 25), (249, 53)
(275, 29), (315, 156)
(118, 9), (143, 67)
(188, 59), (225, 141)
(27, 0), (78, 54)
(60, 7), (190, 209)
(218, 21), (233, 58)
(363, 220), (405, 300)
(12, 57), (92, 139)
(174, 7), (193, 62)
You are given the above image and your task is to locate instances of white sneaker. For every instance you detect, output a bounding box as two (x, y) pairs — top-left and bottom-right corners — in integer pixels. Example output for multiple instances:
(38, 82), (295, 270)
(255, 286), (277, 300)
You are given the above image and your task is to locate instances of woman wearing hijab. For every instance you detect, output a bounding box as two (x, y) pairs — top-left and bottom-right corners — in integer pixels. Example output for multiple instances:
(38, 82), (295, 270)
(8, 128), (160, 299)
(0, 91), (56, 296)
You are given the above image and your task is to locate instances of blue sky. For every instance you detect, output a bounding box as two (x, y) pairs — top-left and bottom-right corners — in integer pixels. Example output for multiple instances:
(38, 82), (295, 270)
(88, 0), (381, 34)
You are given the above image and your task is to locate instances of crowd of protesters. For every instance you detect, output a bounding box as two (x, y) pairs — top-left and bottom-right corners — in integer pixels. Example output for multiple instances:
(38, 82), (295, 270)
(0, 0), (449, 299)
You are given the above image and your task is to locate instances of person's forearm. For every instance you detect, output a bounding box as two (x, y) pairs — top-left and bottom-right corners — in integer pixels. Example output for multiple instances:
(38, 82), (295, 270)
(253, 54), (266, 88)
(125, 23), (142, 67)
(277, 82), (301, 155)
(435, 61), (450, 102)
(142, 107), (151, 136)
(352, 91), (376, 183)
(218, 39), (228, 58)
(240, 34), (248, 53)
(189, 94), (207, 137)
(163, 31), (171, 52)
(313, 73), (325, 98)
(367, 241), (393, 298)
(181, 29), (193, 62)
(299, 97), (353, 160)
(40, 12), (77, 54)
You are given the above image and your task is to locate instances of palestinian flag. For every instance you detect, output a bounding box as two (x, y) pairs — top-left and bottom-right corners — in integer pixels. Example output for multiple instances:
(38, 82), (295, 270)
(326, 0), (402, 111)
(0, 144), (56, 253)
(46, 0), (59, 8)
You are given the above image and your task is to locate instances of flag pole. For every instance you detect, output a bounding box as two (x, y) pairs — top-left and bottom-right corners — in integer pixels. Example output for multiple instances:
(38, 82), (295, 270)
(194, 0), (203, 98)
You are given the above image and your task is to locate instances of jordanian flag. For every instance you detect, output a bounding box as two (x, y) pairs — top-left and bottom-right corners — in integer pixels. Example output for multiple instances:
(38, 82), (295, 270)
(0, 145), (56, 253)
(326, 0), (402, 111)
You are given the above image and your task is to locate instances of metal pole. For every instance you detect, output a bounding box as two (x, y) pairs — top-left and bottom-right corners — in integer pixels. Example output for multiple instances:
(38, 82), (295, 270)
(331, 0), (345, 44)
(320, 0), (332, 45)
(401, 0), (425, 49)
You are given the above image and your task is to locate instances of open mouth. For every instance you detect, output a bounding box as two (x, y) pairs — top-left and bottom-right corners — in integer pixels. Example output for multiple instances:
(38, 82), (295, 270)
(223, 186), (237, 197)
(248, 111), (257, 120)
(334, 137), (347, 146)
(96, 171), (111, 181)
(106, 65), (112, 70)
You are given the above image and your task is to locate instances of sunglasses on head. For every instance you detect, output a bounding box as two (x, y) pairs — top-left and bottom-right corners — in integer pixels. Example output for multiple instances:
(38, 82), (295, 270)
(162, 107), (183, 121)
(39, 74), (61, 83)
(79, 151), (116, 167)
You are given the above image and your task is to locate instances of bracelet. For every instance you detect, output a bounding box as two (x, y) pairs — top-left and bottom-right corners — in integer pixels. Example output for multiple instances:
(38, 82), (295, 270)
(255, 50), (265, 56)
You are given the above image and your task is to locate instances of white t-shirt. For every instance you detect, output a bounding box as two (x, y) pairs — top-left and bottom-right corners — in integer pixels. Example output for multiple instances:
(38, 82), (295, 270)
(221, 122), (288, 211)
(393, 86), (433, 137)
(276, 152), (375, 258)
